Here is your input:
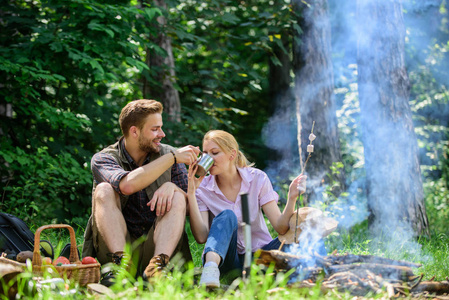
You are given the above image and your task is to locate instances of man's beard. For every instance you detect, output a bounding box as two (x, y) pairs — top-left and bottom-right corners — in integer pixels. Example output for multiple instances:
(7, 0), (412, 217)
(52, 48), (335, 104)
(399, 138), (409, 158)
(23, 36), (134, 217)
(138, 135), (160, 153)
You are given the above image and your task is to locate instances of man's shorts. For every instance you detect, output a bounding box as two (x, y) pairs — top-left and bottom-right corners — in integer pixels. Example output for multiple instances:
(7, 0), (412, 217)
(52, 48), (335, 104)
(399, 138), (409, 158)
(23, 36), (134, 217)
(90, 215), (192, 274)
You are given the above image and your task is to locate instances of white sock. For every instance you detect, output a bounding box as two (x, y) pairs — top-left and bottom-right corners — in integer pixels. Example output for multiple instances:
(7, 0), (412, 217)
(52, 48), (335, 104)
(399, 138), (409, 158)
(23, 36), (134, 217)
(204, 261), (218, 268)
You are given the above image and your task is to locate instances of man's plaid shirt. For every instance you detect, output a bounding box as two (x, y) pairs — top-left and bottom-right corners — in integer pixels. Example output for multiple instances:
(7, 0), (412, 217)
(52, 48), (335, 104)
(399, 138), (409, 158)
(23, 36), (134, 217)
(91, 142), (188, 238)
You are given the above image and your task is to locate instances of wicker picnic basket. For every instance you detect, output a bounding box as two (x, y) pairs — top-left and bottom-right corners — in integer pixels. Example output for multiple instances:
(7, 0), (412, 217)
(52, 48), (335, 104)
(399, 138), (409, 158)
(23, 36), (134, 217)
(32, 224), (100, 286)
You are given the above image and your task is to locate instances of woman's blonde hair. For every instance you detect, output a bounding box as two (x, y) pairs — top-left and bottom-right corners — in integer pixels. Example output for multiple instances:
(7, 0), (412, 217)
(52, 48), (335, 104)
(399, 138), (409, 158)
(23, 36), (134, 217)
(203, 130), (254, 168)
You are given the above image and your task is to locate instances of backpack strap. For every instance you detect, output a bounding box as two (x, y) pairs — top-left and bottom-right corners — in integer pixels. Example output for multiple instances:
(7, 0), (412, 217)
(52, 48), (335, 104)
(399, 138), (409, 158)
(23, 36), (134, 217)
(0, 212), (54, 259)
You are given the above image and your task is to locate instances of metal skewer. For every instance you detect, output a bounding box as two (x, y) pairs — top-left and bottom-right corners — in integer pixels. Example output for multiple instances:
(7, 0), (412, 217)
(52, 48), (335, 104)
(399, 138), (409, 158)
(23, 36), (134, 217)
(241, 193), (251, 281)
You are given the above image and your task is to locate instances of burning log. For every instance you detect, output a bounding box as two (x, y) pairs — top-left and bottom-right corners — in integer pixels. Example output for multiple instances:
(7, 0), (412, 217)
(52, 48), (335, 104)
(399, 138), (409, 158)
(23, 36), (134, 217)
(255, 249), (312, 270)
(255, 249), (449, 297)
(254, 249), (446, 297)
(411, 281), (449, 295)
(326, 271), (364, 285)
(327, 263), (416, 281)
(256, 250), (420, 276)
(324, 254), (422, 268)
(289, 266), (324, 282)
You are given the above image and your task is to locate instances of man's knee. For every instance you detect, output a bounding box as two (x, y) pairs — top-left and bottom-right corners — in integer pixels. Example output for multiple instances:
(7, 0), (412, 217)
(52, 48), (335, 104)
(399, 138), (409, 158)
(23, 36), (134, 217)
(154, 192), (186, 234)
(93, 182), (121, 209)
(170, 191), (187, 216)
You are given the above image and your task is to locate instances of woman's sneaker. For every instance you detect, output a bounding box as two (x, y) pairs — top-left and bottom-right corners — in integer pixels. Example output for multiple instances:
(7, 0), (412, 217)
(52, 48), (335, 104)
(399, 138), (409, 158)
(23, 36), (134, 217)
(199, 264), (220, 288)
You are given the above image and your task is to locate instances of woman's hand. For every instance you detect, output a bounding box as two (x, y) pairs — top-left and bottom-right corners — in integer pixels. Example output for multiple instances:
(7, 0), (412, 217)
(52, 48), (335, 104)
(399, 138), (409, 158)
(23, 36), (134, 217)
(288, 174), (307, 200)
(186, 162), (210, 244)
(187, 162), (205, 196)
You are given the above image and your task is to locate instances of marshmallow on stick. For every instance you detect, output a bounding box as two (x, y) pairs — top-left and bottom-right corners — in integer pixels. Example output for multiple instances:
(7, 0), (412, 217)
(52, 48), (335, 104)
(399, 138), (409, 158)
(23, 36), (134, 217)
(307, 144), (314, 153)
(296, 121), (316, 243)
(302, 121), (316, 173)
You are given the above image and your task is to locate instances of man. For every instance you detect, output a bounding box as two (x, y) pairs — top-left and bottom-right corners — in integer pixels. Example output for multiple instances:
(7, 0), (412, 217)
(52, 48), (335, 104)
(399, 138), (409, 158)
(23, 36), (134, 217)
(82, 99), (200, 284)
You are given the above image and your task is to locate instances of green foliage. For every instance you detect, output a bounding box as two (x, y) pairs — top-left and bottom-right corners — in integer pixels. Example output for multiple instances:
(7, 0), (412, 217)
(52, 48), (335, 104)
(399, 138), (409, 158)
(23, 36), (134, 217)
(0, 0), (158, 149)
(418, 234), (449, 280)
(185, 219), (205, 267)
(6, 228), (449, 298)
(0, 0), (162, 225)
(0, 0), (447, 245)
(405, 2), (449, 238)
(331, 2), (449, 239)
(0, 0), (299, 227)
(334, 65), (366, 183)
(0, 144), (91, 224)
(0, 0), (447, 298)
(424, 177), (449, 236)
(166, 0), (295, 165)
(4, 256), (324, 299)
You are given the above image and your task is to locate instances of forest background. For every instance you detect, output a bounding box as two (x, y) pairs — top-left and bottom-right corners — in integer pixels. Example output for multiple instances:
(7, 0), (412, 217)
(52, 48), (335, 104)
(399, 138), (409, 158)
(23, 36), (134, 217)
(0, 0), (448, 255)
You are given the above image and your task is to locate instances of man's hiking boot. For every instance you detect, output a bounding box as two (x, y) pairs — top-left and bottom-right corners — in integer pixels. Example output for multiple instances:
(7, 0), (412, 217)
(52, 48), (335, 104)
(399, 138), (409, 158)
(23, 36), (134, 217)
(142, 253), (169, 280)
(100, 251), (132, 287)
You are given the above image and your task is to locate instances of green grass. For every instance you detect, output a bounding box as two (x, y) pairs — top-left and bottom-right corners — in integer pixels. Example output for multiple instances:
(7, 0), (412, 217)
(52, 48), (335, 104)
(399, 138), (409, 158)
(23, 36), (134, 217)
(2, 219), (449, 299)
(185, 218), (205, 268)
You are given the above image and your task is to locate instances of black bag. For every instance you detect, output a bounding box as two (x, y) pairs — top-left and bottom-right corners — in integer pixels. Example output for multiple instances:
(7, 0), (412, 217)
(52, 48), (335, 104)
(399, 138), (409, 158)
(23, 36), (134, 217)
(0, 212), (53, 260)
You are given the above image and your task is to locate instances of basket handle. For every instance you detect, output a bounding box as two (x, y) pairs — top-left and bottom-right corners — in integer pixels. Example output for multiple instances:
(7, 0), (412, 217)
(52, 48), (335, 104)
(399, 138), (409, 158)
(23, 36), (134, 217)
(32, 224), (80, 266)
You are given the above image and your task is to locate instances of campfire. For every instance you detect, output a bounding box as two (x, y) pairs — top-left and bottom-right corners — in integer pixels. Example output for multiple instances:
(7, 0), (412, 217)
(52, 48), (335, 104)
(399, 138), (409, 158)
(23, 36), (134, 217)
(255, 249), (449, 298)
(254, 205), (449, 298)
(256, 125), (449, 298)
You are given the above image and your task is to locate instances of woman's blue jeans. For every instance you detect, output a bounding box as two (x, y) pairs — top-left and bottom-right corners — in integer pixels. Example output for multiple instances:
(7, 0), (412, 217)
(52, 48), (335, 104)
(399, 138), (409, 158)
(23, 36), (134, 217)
(203, 209), (327, 276)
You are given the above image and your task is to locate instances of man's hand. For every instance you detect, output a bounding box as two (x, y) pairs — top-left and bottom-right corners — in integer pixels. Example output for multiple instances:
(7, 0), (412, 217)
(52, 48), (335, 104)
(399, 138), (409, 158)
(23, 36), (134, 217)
(174, 146), (201, 165)
(147, 182), (179, 216)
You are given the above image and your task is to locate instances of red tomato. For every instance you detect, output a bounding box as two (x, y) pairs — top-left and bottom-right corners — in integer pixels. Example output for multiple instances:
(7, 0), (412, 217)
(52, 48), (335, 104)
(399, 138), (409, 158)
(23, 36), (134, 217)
(53, 256), (70, 266)
(81, 256), (97, 264)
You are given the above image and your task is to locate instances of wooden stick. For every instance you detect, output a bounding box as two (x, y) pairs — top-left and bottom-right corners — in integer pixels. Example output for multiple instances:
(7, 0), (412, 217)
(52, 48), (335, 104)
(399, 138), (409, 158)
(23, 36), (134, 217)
(301, 154), (312, 175)
(296, 121), (316, 243)
(409, 273), (424, 290)
(300, 121), (315, 176)
(278, 240), (286, 251)
(411, 281), (449, 294)
(294, 196), (300, 244)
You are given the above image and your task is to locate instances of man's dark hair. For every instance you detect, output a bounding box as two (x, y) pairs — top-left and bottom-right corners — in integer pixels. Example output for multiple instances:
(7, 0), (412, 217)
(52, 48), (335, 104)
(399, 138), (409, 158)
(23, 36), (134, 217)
(119, 99), (163, 137)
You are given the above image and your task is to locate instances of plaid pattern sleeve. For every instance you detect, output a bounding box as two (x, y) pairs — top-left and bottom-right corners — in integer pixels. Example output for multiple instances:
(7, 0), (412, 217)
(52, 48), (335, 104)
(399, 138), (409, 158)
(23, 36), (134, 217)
(171, 163), (188, 193)
(91, 152), (129, 195)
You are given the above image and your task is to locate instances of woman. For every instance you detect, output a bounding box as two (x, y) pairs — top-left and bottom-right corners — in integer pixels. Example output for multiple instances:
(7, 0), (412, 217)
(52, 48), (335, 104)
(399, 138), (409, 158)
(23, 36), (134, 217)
(187, 130), (325, 288)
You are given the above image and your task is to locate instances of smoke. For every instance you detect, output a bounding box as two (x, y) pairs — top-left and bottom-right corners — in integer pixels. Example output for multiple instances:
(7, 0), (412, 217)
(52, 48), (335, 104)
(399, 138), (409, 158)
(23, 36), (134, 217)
(262, 95), (301, 190)
(261, 0), (445, 263)
(262, 106), (300, 173)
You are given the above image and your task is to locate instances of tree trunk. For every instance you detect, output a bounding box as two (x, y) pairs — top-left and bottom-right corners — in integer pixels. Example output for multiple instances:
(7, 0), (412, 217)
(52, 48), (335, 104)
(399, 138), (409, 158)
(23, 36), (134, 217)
(265, 32), (299, 177)
(141, 0), (181, 122)
(293, 0), (345, 204)
(356, 0), (429, 236)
